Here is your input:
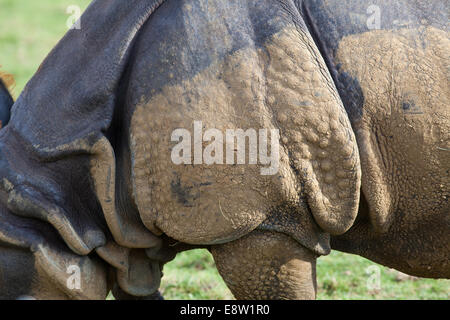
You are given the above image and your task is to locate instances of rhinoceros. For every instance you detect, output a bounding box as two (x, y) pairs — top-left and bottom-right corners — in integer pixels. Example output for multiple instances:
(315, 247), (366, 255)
(0, 72), (13, 129)
(0, 0), (448, 299)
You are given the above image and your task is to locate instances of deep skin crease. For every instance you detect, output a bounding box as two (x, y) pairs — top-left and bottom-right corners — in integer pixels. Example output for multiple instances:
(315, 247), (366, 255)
(0, 0), (448, 299)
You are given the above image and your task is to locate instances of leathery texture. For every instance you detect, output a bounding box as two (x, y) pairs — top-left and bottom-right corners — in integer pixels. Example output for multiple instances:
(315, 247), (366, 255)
(211, 230), (317, 300)
(331, 26), (450, 277)
(130, 25), (361, 247)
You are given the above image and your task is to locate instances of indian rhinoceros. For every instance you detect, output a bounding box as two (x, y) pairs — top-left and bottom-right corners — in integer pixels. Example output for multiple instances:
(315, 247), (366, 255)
(0, 0), (448, 300)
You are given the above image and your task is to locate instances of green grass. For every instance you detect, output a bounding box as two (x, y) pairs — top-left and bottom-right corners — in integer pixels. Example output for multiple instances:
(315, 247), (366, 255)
(161, 249), (234, 300)
(1, 0), (449, 300)
(316, 251), (449, 300)
(0, 0), (92, 95)
(161, 249), (449, 300)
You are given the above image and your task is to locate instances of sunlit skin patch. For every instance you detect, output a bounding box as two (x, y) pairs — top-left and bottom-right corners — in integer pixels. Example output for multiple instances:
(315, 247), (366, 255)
(333, 27), (449, 276)
(0, 68), (15, 93)
(336, 26), (449, 230)
(130, 23), (360, 246)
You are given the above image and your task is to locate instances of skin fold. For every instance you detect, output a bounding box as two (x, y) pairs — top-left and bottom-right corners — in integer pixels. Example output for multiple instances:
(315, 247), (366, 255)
(211, 230), (317, 300)
(0, 0), (447, 299)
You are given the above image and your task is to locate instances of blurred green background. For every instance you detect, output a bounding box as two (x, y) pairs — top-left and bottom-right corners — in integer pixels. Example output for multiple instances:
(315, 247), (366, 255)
(0, 0), (448, 300)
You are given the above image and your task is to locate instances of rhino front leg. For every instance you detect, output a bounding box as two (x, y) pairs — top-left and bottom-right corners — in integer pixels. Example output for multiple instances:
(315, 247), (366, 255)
(0, 242), (109, 300)
(211, 231), (317, 300)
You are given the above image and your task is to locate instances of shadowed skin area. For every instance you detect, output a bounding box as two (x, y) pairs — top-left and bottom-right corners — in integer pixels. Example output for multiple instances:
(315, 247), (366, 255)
(0, 0), (447, 300)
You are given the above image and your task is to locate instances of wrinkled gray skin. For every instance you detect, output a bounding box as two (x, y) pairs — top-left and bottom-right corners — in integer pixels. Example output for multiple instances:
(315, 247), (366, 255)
(0, 0), (448, 299)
